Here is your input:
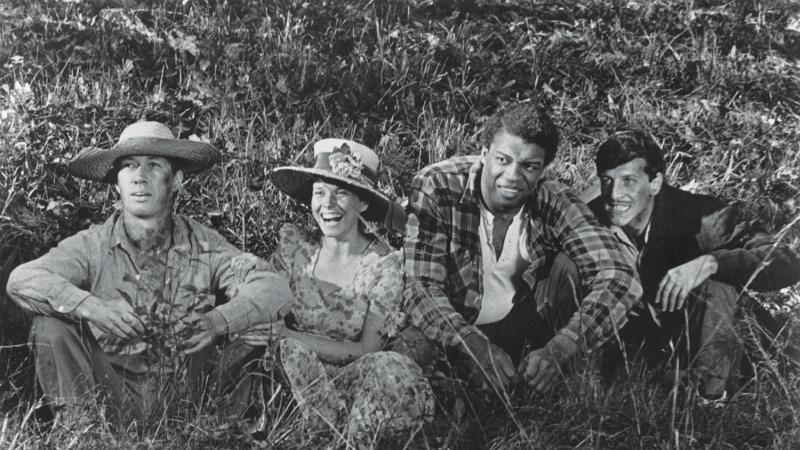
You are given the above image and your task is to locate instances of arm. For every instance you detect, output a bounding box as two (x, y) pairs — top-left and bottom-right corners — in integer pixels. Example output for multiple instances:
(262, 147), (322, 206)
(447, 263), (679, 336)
(6, 230), (145, 338)
(281, 310), (384, 365)
(202, 236), (293, 336)
(699, 205), (800, 291)
(243, 249), (405, 364)
(403, 178), (483, 349)
(403, 176), (513, 390)
(7, 232), (95, 316)
(534, 186), (643, 366)
(657, 205), (800, 310)
(286, 248), (405, 364)
(183, 229), (295, 354)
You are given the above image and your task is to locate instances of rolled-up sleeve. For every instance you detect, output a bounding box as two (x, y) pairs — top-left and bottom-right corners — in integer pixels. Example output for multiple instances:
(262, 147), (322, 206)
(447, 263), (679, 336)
(6, 232), (95, 316)
(207, 237), (293, 335)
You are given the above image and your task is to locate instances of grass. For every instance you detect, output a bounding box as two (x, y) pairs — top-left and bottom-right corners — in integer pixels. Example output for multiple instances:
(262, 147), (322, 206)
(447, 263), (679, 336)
(1, 0), (799, 448)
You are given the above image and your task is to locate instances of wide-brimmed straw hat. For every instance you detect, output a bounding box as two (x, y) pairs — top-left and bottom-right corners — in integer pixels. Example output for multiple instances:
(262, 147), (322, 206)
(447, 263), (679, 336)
(67, 121), (221, 182)
(271, 138), (406, 233)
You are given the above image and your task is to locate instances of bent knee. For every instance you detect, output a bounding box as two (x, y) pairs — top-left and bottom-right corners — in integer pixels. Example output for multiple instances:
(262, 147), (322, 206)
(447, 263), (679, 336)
(694, 280), (738, 305)
(30, 316), (79, 346)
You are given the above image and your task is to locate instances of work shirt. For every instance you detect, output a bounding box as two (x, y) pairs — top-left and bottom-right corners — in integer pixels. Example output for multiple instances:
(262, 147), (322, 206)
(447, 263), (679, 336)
(7, 212), (291, 371)
(404, 156), (642, 364)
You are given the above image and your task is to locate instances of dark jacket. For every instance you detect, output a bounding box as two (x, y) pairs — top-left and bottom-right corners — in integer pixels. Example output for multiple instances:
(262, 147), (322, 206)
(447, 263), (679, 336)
(589, 184), (800, 302)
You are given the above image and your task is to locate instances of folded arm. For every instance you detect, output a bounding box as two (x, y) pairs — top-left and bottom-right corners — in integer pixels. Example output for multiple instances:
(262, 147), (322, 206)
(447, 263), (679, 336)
(205, 237), (294, 336)
(698, 205), (800, 291)
(404, 186), (482, 349)
(533, 187), (643, 366)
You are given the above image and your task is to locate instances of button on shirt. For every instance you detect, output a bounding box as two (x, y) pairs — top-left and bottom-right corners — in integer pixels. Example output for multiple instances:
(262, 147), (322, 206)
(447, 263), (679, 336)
(404, 155), (642, 362)
(475, 205), (530, 325)
(7, 212), (292, 372)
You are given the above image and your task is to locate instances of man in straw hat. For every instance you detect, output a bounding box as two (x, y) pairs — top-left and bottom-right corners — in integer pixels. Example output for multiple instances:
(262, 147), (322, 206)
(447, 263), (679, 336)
(587, 130), (800, 404)
(6, 121), (291, 422)
(396, 102), (642, 394)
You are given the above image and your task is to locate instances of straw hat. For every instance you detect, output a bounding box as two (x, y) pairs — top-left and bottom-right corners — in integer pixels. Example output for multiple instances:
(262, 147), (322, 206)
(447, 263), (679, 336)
(67, 121), (221, 182)
(271, 138), (406, 233)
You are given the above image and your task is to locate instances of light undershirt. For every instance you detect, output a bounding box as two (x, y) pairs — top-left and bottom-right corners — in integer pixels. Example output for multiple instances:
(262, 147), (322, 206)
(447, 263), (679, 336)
(475, 204), (531, 325)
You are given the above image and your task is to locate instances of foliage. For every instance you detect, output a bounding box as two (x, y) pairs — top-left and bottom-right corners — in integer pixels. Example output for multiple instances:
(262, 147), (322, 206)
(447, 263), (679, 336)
(1, 0), (799, 448)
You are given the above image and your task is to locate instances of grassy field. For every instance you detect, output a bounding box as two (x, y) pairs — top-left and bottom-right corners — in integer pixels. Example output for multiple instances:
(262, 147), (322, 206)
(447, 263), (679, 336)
(1, 0), (800, 448)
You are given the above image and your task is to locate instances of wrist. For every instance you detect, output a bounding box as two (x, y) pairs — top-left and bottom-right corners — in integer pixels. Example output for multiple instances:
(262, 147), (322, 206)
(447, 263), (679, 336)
(459, 329), (490, 356)
(544, 333), (579, 367)
(705, 254), (719, 276)
(74, 295), (100, 320)
(204, 309), (229, 336)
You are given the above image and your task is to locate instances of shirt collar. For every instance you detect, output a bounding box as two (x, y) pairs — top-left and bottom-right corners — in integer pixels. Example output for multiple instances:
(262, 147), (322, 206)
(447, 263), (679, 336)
(459, 158), (484, 207)
(109, 211), (191, 254)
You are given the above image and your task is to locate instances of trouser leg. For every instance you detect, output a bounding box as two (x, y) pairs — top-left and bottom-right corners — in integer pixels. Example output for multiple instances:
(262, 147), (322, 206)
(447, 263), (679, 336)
(694, 280), (739, 397)
(202, 339), (266, 416)
(29, 316), (129, 418)
(481, 253), (582, 364)
(532, 252), (582, 336)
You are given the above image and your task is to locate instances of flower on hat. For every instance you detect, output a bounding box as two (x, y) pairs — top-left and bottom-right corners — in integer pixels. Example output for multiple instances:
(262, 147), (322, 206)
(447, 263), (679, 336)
(328, 143), (364, 181)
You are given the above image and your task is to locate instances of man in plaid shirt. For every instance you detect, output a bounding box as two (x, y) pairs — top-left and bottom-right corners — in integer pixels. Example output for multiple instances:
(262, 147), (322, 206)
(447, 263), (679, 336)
(398, 103), (642, 392)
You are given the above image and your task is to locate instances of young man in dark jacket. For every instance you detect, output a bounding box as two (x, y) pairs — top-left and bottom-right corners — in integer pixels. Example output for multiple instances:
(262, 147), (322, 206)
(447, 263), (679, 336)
(588, 130), (800, 400)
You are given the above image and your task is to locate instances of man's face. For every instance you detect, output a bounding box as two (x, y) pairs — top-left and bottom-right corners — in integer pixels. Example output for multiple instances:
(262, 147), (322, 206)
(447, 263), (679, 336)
(480, 129), (547, 214)
(115, 155), (182, 220)
(599, 157), (662, 234)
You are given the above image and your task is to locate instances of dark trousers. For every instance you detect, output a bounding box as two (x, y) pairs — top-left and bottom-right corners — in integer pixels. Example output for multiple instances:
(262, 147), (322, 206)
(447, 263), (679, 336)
(29, 316), (262, 423)
(619, 279), (739, 396)
(391, 253), (581, 373)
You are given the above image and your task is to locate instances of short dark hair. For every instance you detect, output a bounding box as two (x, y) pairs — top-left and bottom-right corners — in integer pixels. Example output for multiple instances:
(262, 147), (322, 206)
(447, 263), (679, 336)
(481, 103), (560, 164)
(595, 130), (665, 179)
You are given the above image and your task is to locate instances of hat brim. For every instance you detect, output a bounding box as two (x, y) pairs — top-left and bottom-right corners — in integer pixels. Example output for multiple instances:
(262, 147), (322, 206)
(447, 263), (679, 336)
(271, 167), (406, 232)
(67, 137), (221, 182)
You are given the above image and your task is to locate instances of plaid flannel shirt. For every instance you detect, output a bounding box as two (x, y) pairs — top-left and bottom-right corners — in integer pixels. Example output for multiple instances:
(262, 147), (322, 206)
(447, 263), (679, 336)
(403, 156), (642, 363)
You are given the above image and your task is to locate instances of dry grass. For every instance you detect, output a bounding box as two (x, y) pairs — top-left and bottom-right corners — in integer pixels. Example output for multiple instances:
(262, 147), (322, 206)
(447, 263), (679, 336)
(1, 0), (799, 448)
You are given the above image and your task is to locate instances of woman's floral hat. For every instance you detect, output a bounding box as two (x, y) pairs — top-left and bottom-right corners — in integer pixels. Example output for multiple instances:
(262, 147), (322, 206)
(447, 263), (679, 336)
(270, 139), (406, 233)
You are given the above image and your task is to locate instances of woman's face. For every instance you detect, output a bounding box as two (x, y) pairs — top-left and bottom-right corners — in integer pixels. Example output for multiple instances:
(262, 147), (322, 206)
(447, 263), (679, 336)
(310, 181), (368, 240)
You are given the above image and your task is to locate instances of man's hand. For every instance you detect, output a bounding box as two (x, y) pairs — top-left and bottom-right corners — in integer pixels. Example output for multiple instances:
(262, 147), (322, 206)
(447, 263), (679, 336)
(519, 349), (559, 392)
(180, 312), (224, 355)
(240, 321), (288, 346)
(460, 333), (515, 393)
(75, 295), (145, 340)
(657, 254), (719, 312)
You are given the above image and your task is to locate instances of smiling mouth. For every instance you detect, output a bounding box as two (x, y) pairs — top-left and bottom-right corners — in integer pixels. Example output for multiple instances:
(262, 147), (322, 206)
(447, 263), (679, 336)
(320, 213), (343, 224)
(497, 186), (522, 196)
(608, 203), (631, 213)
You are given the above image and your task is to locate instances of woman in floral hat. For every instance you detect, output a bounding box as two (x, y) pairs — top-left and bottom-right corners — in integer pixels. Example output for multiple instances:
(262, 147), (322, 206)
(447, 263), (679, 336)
(238, 139), (432, 446)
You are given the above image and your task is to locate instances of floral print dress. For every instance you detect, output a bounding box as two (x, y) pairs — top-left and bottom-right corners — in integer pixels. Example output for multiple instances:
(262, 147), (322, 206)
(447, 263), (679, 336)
(264, 224), (433, 445)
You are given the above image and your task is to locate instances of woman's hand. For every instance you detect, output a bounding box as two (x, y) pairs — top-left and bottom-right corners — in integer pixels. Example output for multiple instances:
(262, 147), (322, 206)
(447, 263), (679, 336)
(240, 321), (288, 346)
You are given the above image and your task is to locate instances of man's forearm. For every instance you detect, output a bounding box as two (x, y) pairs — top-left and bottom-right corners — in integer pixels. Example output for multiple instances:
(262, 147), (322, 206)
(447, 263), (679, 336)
(405, 281), (480, 348)
(213, 270), (293, 335)
(6, 264), (93, 316)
